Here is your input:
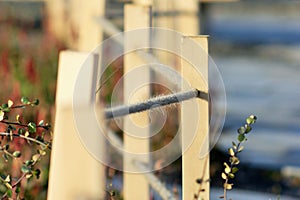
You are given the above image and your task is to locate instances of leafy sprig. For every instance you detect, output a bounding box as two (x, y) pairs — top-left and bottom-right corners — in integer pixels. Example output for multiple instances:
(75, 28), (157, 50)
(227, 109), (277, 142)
(0, 98), (52, 199)
(219, 115), (257, 200)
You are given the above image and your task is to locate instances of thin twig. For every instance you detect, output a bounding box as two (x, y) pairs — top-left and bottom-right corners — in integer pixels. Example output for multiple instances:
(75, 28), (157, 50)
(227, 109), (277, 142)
(0, 132), (51, 149)
(195, 156), (209, 199)
(0, 154), (41, 200)
(95, 67), (122, 94)
(0, 120), (49, 130)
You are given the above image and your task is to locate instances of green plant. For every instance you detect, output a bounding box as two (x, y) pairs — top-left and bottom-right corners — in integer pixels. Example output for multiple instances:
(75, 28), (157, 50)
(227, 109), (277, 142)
(0, 98), (52, 200)
(219, 115), (257, 200)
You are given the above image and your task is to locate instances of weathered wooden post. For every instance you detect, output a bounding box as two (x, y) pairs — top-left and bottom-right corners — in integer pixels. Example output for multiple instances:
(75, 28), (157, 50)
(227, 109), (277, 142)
(152, 0), (199, 75)
(46, 0), (105, 51)
(47, 51), (106, 200)
(181, 36), (209, 200)
(123, 3), (152, 200)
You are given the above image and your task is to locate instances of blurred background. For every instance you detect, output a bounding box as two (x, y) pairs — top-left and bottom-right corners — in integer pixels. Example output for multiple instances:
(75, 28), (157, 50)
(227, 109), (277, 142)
(0, 0), (299, 199)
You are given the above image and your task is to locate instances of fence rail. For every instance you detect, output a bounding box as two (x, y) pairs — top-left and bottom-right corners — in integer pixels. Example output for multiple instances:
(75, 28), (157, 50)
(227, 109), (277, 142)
(47, 1), (212, 200)
(104, 89), (208, 119)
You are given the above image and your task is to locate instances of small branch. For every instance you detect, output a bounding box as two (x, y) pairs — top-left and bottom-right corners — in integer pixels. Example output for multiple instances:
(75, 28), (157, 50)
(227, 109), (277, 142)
(194, 156), (209, 199)
(0, 120), (49, 130)
(10, 104), (27, 109)
(11, 173), (27, 188)
(104, 89), (208, 119)
(95, 67), (122, 94)
(0, 173), (26, 200)
(0, 132), (51, 149)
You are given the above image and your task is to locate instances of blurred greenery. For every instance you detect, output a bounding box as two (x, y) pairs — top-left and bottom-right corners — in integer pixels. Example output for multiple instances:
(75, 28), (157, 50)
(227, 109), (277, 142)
(0, 5), (65, 199)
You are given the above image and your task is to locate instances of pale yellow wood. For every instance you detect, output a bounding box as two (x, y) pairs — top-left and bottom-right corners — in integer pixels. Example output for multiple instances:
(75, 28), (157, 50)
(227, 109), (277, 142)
(46, 1), (105, 51)
(153, 0), (198, 34)
(200, 0), (238, 2)
(152, 0), (199, 71)
(133, 0), (153, 5)
(75, 0), (105, 51)
(45, 0), (66, 41)
(123, 4), (151, 200)
(181, 36), (209, 200)
(173, 0), (199, 35)
(47, 51), (106, 200)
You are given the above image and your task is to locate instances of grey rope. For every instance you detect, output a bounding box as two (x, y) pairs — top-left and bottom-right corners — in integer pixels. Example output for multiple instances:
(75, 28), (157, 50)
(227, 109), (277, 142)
(104, 88), (208, 119)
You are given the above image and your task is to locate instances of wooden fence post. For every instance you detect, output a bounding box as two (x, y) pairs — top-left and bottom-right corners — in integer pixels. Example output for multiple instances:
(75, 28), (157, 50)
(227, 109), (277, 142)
(152, 0), (199, 74)
(47, 51), (106, 200)
(181, 36), (210, 200)
(46, 0), (105, 51)
(123, 4), (152, 200)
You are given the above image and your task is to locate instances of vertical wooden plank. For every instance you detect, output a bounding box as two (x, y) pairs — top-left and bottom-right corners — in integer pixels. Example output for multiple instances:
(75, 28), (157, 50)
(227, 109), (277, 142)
(152, 0), (199, 71)
(153, 0), (199, 34)
(75, 0), (106, 51)
(47, 51), (106, 200)
(45, 0), (66, 41)
(123, 4), (151, 200)
(181, 36), (209, 200)
(173, 0), (199, 35)
(46, 0), (105, 51)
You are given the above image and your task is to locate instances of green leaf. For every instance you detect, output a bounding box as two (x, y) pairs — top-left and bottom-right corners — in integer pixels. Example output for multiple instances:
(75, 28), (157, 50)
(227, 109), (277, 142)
(38, 120), (44, 126)
(32, 169), (41, 179)
(38, 149), (46, 156)
(44, 123), (51, 130)
(230, 156), (240, 165)
(28, 122), (36, 133)
(21, 166), (31, 173)
(237, 126), (245, 134)
(224, 183), (233, 190)
(16, 114), (21, 123)
(228, 173), (235, 179)
(232, 141), (237, 149)
(0, 110), (4, 121)
(25, 160), (34, 166)
(26, 173), (33, 179)
(18, 128), (26, 135)
(25, 131), (30, 137)
(238, 146), (244, 153)
(3, 154), (9, 162)
(224, 162), (230, 169)
(221, 172), (227, 180)
(8, 100), (13, 108)
(224, 167), (231, 174)
(15, 186), (21, 194)
(21, 97), (30, 104)
(246, 115), (257, 125)
(238, 134), (245, 142)
(228, 148), (235, 156)
(32, 154), (40, 162)
(245, 124), (252, 133)
(31, 99), (39, 106)
(4, 175), (10, 182)
(224, 162), (231, 174)
(13, 151), (21, 158)
(1, 103), (10, 112)
(6, 189), (12, 197)
(232, 167), (239, 173)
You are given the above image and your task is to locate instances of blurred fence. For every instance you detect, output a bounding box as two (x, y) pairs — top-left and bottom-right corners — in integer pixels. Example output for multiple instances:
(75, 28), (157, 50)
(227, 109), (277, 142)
(44, 1), (226, 200)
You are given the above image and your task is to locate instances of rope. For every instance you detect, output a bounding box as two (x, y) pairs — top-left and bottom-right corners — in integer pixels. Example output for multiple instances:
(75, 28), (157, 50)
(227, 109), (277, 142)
(104, 88), (208, 119)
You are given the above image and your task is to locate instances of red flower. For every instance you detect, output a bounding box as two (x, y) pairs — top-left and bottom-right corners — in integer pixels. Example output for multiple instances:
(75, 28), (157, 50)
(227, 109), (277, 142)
(0, 50), (10, 75)
(25, 57), (37, 83)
